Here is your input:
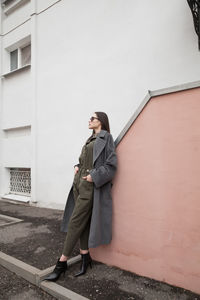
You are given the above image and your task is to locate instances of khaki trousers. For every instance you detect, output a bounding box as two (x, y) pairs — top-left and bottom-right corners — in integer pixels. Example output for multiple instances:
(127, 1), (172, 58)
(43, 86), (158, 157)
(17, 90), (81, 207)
(62, 173), (93, 257)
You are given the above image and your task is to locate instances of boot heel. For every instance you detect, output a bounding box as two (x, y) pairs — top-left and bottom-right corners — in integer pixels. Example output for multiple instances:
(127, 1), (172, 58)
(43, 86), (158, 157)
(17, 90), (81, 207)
(74, 252), (93, 277)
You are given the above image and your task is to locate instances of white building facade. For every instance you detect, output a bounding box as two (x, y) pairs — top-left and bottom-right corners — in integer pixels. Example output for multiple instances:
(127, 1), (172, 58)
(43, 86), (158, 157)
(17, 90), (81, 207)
(0, 0), (200, 209)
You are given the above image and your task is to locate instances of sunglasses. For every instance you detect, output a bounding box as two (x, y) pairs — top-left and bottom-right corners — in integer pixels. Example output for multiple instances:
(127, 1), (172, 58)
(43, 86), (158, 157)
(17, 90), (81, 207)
(90, 116), (99, 121)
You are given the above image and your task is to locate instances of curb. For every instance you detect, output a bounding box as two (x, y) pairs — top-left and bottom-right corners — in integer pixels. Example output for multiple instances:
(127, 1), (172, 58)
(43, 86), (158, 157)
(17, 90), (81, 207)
(0, 251), (40, 285)
(0, 251), (89, 300)
(40, 281), (89, 300)
(0, 213), (23, 227)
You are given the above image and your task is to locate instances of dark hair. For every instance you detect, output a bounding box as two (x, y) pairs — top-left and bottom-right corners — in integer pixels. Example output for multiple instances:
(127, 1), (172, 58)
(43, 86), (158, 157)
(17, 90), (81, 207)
(95, 111), (110, 133)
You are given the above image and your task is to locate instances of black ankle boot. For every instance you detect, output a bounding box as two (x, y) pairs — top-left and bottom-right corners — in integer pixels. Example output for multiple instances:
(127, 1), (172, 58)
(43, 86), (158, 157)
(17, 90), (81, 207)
(74, 252), (92, 277)
(44, 259), (68, 281)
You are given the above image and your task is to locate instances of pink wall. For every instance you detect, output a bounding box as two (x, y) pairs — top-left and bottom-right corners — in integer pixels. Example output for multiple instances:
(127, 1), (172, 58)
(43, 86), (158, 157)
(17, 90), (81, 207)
(91, 87), (200, 294)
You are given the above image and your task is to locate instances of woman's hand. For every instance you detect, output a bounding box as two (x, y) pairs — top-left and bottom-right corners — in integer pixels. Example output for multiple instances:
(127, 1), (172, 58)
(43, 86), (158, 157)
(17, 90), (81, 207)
(74, 166), (79, 175)
(82, 174), (93, 182)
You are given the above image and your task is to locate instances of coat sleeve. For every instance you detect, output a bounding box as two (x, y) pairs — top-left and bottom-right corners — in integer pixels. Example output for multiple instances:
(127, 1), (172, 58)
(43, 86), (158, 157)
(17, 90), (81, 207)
(90, 134), (117, 188)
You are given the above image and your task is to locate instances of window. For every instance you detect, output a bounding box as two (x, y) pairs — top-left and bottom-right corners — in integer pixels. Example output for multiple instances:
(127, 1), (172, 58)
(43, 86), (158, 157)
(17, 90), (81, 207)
(9, 43), (31, 71)
(21, 44), (31, 66)
(2, 0), (31, 16)
(10, 49), (18, 71)
(9, 168), (31, 195)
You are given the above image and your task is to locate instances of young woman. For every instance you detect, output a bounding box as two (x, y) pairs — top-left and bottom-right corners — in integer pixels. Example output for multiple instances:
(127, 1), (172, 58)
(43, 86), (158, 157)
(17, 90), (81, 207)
(44, 112), (117, 281)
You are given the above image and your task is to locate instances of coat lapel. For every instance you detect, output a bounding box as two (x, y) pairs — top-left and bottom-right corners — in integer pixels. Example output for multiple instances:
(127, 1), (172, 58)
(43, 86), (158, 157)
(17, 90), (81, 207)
(93, 130), (107, 164)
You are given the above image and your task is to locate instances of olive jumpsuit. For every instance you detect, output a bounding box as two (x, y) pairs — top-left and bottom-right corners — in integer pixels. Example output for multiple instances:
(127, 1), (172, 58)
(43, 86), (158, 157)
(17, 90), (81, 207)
(62, 135), (96, 256)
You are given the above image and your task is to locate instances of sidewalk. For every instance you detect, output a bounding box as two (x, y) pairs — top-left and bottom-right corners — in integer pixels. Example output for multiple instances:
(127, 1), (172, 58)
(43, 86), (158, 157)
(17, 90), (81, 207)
(0, 200), (200, 300)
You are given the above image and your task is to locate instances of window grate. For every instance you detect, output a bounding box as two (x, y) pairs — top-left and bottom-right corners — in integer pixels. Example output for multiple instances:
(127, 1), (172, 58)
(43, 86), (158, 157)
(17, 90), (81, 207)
(10, 168), (31, 195)
(187, 0), (200, 50)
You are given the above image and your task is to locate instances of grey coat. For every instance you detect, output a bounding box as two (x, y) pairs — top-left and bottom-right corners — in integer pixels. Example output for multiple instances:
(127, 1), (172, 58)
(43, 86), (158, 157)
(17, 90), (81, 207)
(60, 130), (117, 248)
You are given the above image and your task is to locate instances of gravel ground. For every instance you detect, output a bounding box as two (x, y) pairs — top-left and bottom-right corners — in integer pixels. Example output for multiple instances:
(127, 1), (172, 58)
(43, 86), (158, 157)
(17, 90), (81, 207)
(56, 261), (200, 300)
(1, 200), (200, 300)
(0, 201), (79, 269)
(0, 265), (56, 300)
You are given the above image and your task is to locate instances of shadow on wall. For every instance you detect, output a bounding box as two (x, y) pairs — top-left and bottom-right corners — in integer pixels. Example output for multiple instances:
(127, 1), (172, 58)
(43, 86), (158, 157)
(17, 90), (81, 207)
(91, 82), (200, 295)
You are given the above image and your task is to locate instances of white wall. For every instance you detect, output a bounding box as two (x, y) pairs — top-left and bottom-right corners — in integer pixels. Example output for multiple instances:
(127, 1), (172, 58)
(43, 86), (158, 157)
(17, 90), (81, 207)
(0, 3), (3, 196)
(2, 69), (31, 128)
(0, 0), (32, 197)
(2, 0), (30, 34)
(0, 0), (200, 208)
(2, 133), (31, 167)
(34, 0), (200, 208)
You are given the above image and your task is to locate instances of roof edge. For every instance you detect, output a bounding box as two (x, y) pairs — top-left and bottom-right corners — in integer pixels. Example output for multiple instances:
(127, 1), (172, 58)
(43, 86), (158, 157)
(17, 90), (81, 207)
(115, 80), (200, 146)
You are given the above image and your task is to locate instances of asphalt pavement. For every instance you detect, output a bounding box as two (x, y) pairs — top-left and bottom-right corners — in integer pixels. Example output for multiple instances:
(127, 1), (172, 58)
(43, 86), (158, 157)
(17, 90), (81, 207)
(0, 200), (200, 300)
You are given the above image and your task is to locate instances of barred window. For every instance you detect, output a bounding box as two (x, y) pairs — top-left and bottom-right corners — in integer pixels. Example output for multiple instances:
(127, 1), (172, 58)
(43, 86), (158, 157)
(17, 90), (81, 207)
(10, 168), (31, 195)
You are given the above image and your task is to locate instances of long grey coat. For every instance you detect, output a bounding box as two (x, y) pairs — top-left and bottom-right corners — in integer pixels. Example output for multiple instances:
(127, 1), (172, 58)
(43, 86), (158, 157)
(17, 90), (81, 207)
(60, 130), (117, 248)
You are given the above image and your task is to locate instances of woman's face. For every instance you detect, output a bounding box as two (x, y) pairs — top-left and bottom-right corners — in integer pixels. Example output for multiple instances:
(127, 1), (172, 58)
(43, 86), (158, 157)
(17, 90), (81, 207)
(88, 113), (101, 131)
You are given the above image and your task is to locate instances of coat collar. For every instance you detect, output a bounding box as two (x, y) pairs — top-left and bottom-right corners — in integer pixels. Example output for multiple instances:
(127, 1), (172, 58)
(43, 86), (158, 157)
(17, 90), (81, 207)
(96, 130), (107, 138)
(93, 130), (108, 164)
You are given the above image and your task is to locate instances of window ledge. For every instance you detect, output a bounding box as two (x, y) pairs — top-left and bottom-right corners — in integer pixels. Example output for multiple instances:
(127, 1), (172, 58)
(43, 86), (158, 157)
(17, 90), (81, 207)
(3, 0), (30, 15)
(2, 124), (31, 131)
(1, 64), (31, 78)
(2, 194), (30, 203)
